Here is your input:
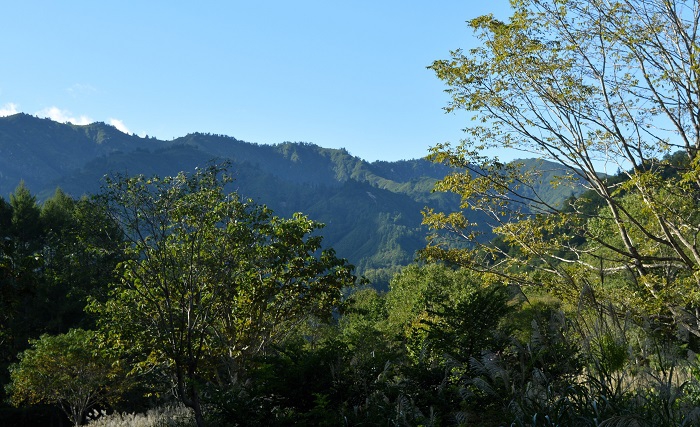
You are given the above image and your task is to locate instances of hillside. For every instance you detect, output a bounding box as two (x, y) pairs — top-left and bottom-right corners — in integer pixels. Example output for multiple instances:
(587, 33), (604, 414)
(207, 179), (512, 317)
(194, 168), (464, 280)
(0, 113), (582, 285)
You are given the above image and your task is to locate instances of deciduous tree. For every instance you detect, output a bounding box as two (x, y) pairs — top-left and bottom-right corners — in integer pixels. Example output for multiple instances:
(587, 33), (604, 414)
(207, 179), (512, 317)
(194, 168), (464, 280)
(6, 328), (123, 427)
(424, 0), (700, 334)
(92, 165), (357, 426)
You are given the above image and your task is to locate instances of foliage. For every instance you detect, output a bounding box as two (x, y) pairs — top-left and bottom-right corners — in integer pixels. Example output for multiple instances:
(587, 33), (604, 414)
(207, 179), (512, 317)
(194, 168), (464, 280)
(0, 183), (124, 416)
(90, 164), (357, 426)
(424, 0), (700, 337)
(6, 328), (125, 427)
(450, 304), (700, 427)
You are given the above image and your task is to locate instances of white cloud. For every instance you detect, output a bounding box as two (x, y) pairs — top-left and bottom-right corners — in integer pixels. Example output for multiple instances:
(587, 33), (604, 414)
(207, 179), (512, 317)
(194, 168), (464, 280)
(37, 107), (92, 125)
(109, 118), (131, 134)
(0, 102), (19, 117)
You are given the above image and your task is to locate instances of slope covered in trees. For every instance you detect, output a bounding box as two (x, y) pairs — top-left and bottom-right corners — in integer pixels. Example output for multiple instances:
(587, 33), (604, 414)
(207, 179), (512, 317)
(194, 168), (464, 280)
(0, 114), (580, 283)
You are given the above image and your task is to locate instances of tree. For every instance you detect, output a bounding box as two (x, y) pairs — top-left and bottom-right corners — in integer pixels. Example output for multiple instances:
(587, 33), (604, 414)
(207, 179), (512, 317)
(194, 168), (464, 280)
(379, 264), (516, 422)
(0, 195), (14, 376)
(37, 190), (125, 332)
(0, 186), (124, 422)
(6, 328), (124, 427)
(423, 0), (700, 335)
(9, 181), (41, 248)
(91, 165), (357, 426)
(0, 183), (44, 393)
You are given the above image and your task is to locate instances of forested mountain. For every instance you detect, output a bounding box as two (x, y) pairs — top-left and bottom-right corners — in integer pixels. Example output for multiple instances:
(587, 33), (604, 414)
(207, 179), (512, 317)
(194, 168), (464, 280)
(0, 113), (581, 282)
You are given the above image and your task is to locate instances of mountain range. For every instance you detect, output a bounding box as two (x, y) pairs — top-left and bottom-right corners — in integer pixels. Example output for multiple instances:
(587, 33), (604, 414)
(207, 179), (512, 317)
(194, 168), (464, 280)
(0, 113), (582, 286)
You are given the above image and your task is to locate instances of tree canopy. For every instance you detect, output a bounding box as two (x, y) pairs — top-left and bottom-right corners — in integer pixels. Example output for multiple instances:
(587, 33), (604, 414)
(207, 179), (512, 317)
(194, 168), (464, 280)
(91, 164), (357, 426)
(6, 329), (123, 427)
(424, 0), (700, 336)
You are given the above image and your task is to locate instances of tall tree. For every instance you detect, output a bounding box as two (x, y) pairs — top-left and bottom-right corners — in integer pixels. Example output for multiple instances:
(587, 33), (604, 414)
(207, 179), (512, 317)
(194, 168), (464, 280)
(424, 0), (700, 334)
(1, 183), (43, 376)
(91, 165), (357, 426)
(0, 196), (13, 371)
(9, 181), (42, 248)
(37, 190), (125, 332)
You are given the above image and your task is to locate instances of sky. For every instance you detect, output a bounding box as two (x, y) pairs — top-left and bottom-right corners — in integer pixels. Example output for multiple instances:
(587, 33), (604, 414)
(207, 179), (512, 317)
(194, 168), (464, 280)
(0, 1), (512, 162)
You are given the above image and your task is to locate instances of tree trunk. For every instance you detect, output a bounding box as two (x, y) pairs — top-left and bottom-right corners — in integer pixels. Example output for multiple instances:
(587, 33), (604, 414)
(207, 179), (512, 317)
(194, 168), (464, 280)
(176, 363), (206, 427)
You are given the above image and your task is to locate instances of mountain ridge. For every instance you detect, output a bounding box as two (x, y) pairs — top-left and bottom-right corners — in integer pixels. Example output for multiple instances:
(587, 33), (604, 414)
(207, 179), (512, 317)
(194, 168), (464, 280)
(0, 113), (581, 285)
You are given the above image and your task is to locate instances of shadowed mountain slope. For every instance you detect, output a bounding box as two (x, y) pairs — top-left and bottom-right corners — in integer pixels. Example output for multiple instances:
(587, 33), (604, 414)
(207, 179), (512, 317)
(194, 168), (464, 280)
(0, 114), (582, 285)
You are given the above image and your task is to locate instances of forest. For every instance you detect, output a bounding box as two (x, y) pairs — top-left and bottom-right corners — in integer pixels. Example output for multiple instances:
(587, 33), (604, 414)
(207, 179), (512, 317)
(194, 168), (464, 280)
(4, 0), (700, 425)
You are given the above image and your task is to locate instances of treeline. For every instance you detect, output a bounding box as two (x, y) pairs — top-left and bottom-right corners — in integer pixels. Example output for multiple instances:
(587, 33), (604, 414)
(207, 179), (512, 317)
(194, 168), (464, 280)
(0, 183), (124, 424)
(2, 162), (700, 427)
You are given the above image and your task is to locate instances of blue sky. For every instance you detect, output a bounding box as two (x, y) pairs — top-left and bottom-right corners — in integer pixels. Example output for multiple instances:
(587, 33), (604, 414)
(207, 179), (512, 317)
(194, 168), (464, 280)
(1, 1), (512, 162)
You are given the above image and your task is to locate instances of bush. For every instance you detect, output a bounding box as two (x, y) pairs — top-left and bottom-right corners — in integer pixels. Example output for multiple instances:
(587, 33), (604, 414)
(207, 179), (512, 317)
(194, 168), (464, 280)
(86, 404), (193, 427)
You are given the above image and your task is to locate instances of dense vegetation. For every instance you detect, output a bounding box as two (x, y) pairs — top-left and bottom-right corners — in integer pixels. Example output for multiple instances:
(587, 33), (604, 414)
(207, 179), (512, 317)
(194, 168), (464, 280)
(3, 164), (700, 426)
(4, 0), (700, 425)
